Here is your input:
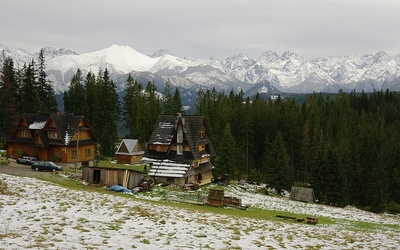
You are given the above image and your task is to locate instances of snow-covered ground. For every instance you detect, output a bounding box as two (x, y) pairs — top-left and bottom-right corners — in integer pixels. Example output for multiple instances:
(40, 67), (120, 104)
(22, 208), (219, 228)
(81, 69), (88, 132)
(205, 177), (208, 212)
(0, 173), (399, 249)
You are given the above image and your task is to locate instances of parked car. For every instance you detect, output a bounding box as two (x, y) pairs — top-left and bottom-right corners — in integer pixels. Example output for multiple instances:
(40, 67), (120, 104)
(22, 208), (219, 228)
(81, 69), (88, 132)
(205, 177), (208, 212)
(16, 156), (37, 165)
(31, 161), (63, 172)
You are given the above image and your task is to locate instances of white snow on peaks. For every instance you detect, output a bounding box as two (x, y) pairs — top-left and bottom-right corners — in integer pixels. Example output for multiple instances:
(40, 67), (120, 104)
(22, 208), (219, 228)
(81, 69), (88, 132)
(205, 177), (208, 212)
(259, 86), (269, 93)
(47, 45), (158, 75)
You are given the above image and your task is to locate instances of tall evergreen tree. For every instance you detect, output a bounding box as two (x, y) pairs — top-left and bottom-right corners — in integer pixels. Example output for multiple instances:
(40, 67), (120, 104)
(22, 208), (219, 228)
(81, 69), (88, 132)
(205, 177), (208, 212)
(122, 74), (144, 139)
(141, 81), (160, 143)
(214, 123), (239, 178)
(19, 60), (40, 113)
(263, 131), (293, 194)
(172, 87), (183, 114)
(161, 81), (174, 114)
(161, 81), (182, 115)
(64, 69), (85, 114)
(91, 68), (120, 157)
(0, 56), (19, 145)
(37, 49), (57, 113)
(84, 71), (96, 125)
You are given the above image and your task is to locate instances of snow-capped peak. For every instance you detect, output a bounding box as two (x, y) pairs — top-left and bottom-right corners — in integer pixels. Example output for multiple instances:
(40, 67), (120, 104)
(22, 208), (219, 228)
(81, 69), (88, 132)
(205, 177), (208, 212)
(36, 46), (78, 59)
(150, 49), (175, 58)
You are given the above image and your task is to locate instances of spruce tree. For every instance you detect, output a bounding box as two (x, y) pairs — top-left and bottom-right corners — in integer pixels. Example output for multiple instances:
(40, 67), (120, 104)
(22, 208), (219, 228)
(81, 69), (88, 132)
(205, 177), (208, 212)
(84, 71), (96, 125)
(65, 69), (85, 114)
(37, 49), (58, 113)
(0, 56), (19, 145)
(122, 74), (143, 139)
(92, 68), (120, 158)
(142, 81), (160, 143)
(19, 60), (40, 113)
(215, 123), (239, 178)
(263, 131), (293, 194)
(172, 87), (183, 114)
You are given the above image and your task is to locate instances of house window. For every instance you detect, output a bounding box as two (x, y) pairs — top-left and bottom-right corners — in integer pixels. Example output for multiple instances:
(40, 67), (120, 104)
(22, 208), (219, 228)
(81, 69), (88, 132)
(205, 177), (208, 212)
(48, 131), (57, 138)
(22, 130), (28, 137)
(199, 131), (205, 138)
(198, 144), (205, 151)
(85, 148), (91, 156)
(72, 150), (77, 158)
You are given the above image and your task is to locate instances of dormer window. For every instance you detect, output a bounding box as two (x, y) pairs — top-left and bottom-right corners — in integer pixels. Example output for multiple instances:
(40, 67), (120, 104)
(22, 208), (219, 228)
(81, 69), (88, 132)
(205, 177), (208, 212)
(22, 130), (28, 137)
(48, 131), (58, 139)
(199, 131), (205, 138)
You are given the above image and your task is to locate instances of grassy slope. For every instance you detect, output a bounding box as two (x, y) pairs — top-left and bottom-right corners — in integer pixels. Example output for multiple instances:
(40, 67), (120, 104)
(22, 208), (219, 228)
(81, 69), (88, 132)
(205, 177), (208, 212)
(31, 169), (400, 235)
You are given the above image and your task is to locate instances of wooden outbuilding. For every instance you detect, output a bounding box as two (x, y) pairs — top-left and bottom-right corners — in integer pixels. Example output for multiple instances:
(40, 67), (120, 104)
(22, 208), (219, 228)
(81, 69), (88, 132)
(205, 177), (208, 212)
(289, 187), (316, 203)
(115, 139), (144, 164)
(82, 165), (147, 189)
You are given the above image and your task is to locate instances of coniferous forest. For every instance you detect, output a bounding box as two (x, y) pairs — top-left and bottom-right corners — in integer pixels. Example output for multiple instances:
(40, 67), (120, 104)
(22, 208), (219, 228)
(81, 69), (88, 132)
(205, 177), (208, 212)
(1, 54), (400, 213)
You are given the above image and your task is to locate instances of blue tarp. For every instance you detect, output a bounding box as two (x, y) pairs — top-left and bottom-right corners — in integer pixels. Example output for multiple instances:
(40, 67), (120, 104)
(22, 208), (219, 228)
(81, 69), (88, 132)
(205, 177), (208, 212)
(106, 185), (133, 194)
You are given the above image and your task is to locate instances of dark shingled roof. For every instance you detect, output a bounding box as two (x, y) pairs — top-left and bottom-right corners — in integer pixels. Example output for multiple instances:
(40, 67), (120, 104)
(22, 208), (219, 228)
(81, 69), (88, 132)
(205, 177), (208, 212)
(50, 114), (84, 145)
(146, 114), (216, 160)
(148, 115), (177, 145)
(17, 113), (92, 146)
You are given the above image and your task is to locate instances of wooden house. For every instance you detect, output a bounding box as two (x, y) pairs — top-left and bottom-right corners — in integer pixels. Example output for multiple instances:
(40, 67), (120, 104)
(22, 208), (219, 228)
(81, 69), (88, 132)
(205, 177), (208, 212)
(141, 114), (216, 186)
(115, 139), (144, 164)
(6, 113), (97, 167)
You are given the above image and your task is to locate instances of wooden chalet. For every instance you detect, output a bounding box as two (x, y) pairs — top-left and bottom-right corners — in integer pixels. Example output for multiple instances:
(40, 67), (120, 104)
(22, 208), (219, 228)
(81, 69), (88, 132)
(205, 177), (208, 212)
(141, 114), (216, 186)
(6, 113), (97, 167)
(115, 139), (144, 164)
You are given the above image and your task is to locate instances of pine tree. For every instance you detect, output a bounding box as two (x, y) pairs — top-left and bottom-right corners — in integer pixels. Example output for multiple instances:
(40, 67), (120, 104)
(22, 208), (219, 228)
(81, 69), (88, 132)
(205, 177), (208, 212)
(172, 87), (183, 114)
(19, 60), (40, 113)
(84, 71), (96, 125)
(263, 131), (293, 194)
(214, 123), (239, 178)
(0, 56), (19, 145)
(37, 49), (57, 113)
(161, 81), (182, 115)
(64, 69), (85, 114)
(141, 81), (160, 143)
(122, 74), (143, 139)
(161, 81), (174, 114)
(91, 68), (120, 157)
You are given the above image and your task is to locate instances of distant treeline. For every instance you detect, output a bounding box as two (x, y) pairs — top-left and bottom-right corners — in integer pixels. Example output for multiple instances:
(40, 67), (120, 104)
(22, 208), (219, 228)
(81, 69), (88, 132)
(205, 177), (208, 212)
(196, 88), (400, 213)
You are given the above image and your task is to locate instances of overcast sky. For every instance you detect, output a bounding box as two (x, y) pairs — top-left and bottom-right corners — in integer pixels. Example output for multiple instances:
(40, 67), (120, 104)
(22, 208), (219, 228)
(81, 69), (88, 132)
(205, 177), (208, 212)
(2, 0), (400, 60)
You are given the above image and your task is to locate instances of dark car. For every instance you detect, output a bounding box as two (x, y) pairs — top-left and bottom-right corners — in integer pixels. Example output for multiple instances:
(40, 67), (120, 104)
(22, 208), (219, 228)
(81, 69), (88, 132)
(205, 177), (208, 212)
(16, 156), (37, 165)
(31, 161), (63, 172)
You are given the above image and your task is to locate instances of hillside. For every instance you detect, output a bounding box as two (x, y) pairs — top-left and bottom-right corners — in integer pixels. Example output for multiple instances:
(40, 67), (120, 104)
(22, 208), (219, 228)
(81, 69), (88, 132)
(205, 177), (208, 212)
(1, 173), (399, 249)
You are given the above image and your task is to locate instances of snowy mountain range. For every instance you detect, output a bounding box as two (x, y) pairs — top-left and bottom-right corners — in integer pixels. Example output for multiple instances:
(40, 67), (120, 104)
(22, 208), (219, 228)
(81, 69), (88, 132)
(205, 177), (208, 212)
(2, 43), (400, 96)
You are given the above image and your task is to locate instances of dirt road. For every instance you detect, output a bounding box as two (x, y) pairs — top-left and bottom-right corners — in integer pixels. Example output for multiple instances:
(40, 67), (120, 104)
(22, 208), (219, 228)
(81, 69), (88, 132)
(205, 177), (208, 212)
(0, 159), (48, 177)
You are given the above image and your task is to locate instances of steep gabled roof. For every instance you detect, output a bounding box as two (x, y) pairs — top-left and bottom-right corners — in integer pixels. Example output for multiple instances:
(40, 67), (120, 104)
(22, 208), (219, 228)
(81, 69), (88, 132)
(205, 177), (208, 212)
(11, 113), (93, 146)
(50, 114), (84, 145)
(146, 114), (216, 160)
(115, 139), (144, 156)
(23, 114), (49, 127)
(182, 116), (216, 159)
(148, 115), (177, 145)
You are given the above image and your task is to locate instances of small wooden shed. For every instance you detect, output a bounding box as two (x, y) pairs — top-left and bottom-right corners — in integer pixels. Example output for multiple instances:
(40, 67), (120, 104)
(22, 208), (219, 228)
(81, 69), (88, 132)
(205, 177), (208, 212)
(82, 165), (147, 189)
(115, 139), (144, 164)
(289, 187), (316, 203)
